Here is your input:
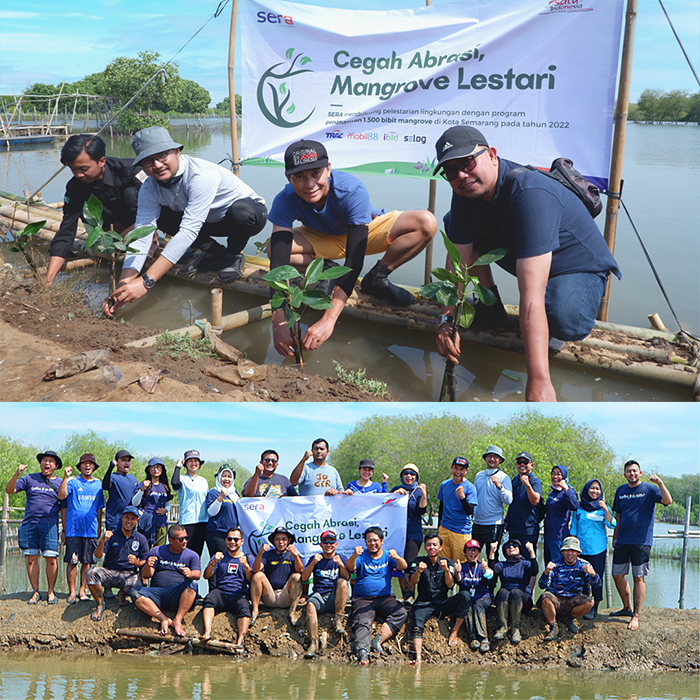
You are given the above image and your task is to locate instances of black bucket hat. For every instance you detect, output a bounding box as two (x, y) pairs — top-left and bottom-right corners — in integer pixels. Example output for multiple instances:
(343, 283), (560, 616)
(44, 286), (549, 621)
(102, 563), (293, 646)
(268, 526), (296, 544)
(36, 451), (62, 470)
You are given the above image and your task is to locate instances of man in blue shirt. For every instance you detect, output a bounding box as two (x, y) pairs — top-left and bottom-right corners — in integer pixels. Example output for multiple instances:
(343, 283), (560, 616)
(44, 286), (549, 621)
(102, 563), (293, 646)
(290, 439), (344, 496)
(611, 460), (672, 631)
(437, 457), (478, 563)
(538, 536), (600, 640)
(58, 453), (105, 604)
(433, 126), (621, 402)
(506, 451), (543, 553)
(347, 526), (407, 665)
(87, 505), (149, 620)
(268, 140), (437, 356)
(102, 449), (139, 531)
(130, 524), (201, 637)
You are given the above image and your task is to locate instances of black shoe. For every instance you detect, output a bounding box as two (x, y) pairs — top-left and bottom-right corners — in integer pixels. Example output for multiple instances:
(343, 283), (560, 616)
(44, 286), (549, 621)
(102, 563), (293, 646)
(564, 615), (579, 634)
(313, 260), (340, 296)
(360, 262), (414, 306)
(177, 241), (229, 277)
(583, 603), (598, 621)
(471, 285), (508, 328)
(610, 607), (634, 617)
(543, 623), (558, 641)
(217, 253), (245, 283)
(178, 245), (202, 267)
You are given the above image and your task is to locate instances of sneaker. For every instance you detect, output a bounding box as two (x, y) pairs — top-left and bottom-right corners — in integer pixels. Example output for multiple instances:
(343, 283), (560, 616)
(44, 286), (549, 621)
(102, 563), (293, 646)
(479, 640), (490, 653)
(304, 640), (318, 658)
(511, 627), (521, 644)
(178, 245), (201, 267)
(469, 639), (480, 650)
(543, 623), (559, 641)
(494, 625), (508, 640)
(610, 607), (634, 617)
(360, 262), (414, 306)
(313, 260), (340, 296)
(217, 253), (245, 283)
(583, 603), (598, 621)
(371, 633), (384, 655)
(177, 241), (229, 277)
(564, 616), (579, 634)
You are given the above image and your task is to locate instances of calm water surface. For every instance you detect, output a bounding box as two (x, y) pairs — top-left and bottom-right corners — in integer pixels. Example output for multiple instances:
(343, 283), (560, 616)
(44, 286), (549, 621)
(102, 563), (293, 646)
(1, 122), (698, 402)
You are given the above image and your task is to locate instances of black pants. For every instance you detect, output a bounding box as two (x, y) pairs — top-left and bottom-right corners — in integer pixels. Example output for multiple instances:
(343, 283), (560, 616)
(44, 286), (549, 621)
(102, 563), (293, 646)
(351, 595), (408, 652)
(411, 592), (469, 638)
(580, 551), (605, 602)
(472, 524), (505, 560)
(184, 522), (207, 557)
(158, 198), (268, 255)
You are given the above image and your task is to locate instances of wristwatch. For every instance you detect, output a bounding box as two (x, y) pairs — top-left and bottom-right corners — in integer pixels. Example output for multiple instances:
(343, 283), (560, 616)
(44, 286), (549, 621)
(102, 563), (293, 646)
(436, 313), (454, 327)
(141, 272), (156, 289)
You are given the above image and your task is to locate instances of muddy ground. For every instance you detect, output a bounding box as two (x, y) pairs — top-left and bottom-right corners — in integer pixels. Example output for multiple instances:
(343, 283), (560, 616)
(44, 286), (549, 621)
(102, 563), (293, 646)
(0, 277), (388, 403)
(0, 592), (697, 673)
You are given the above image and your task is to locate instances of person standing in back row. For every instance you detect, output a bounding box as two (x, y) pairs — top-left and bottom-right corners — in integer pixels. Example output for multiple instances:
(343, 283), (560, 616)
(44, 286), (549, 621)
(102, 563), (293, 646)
(437, 457), (478, 563)
(290, 439), (344, 496)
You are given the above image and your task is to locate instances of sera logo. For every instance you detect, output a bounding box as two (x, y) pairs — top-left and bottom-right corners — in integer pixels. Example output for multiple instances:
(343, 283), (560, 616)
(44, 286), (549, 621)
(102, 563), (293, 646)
(257, 11), (294, 25)
(325, 130), (343, 139)
(242, 503), (266, 511)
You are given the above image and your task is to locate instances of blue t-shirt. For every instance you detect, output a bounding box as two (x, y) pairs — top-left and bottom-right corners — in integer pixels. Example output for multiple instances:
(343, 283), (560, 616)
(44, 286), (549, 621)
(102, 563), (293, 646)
(268, 171), (383, 236)
(102, 529), (149, 572)
(65, 477), (105, 538)
(305, 553), (347, 596)
(346, 480), (387, 494)
(544, 488), (579, 541)
(16, 473), (63, 524)
(260, 549), (297, 590)
(613, 482), (663, 547)
(446, 158), (621, 281)
(538, 558), (600, 598)
(507, 472), (543, 537)
(215, 552), (250, 598)
(391, 485), (428, 542)
(148, 544), (201, 588)
(297, 462), (344, 496)
(105, 472), (139, 530)
(205, 489), (240, 534)
(493, 556), (539, 593)
(437, 478), (478, 535)
(354, 550), (396, 598)
(137, 482), (171, 528)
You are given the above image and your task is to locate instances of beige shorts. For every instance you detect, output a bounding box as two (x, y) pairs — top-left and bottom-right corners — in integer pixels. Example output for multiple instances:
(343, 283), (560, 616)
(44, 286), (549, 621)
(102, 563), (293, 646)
(297, 210), (402, 260)
(261, 576), (299, 608)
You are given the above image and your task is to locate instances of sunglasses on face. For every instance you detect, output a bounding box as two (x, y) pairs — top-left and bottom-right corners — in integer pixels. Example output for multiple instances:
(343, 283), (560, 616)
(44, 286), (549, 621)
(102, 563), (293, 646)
(321, 539), (336, 544)
(440, 148), (489, 181)
(516, 460), (530, 465)
(226, 537), (243, 542)
(263, 458), (278, 463)
(172, 536), (189, 542)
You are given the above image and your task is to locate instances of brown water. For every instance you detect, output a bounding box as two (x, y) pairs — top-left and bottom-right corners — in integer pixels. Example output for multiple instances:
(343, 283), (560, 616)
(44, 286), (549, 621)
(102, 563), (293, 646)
(1, 122), (698, 401)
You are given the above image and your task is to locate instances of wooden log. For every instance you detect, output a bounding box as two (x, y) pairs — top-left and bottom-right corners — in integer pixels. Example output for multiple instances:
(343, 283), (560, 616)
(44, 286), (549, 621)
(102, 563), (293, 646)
(116, 628), (242, 654)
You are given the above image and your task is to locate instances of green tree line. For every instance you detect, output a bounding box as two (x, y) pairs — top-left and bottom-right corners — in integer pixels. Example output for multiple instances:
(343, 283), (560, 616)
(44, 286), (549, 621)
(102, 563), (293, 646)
(332, 409), (699, 524)
(1, 431), (249, 513)
(629, 89), (700, 124)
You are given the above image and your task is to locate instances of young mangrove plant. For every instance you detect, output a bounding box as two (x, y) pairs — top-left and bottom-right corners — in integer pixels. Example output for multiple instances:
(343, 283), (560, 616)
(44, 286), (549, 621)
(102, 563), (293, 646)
(420, 231), (507, 401)
(82, 194), (155, 302)
(9, 219), (47, 275)
(264, 257), (350, 366)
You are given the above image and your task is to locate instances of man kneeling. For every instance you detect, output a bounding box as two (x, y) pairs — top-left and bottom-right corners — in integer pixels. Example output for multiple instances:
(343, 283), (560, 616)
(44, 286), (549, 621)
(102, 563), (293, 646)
(130, 525), (201, 637)
(201, 527), (252, 647)
(301, 529), (349, 658)
(251, 527), (303, 625)
(88, 506), (149, 621)
(538, 536), (600, 640)
(347, 527), (408, 666)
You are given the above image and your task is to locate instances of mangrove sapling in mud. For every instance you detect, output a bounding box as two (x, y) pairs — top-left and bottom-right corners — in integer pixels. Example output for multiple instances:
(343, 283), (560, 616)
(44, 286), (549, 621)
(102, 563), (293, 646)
(264, 257), (350, 366)
(420, 231), (506, 401)
(9, 220), (47, 275)
(82, 195), (155, 308)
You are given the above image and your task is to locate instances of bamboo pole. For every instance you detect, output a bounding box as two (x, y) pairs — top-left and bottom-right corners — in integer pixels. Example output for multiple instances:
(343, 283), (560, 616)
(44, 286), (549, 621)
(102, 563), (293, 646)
(598, 0), (638, 322)
(211, 288), (223, 327)
(0, 493), (8, 568)
(228, 0), (240, 177)
(116, 629), (242, 654)
(5, 84), (29, 132)
(422, 0), (435, 286)
(678, 495), (692, 609)
(45, 81), (65, 135)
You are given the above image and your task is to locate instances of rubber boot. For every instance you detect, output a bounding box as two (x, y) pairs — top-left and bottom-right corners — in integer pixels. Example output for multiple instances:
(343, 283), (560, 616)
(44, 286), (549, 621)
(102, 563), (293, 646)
(511, 625), (521, 644)
(509, 596), (524, 644)
(544, 623), (558, 641)
(494, 598), (509, 640)
(360, 261), (414, 306)
(583, 602), (598, 620)
(304, 639), (318, 658)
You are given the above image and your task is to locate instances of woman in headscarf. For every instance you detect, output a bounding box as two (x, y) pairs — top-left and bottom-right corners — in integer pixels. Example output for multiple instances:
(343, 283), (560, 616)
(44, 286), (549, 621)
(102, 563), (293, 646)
(490, 538), (538, 645)
(543, 465), (579, 566)
(132, 457), (172, 546)
(391, 464), (428, 602)
(570, 478), (616, 619)
(171, 449), (209, 556)
(205, 464), (241, 560)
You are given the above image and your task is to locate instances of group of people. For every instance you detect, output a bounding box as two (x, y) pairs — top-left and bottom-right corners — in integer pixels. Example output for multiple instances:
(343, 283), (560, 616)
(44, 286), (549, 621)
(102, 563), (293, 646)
(7, 441), (672, 663)
(46, 121), (622, 401)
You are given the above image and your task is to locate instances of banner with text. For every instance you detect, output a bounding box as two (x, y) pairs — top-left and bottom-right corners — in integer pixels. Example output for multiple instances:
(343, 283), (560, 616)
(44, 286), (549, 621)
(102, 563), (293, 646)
(242, 0), (624, 186)
(235, 493), (408, 559)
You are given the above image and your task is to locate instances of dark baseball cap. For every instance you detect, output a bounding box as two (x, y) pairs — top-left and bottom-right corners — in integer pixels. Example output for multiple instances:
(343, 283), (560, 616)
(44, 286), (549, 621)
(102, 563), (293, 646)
(320, 530), (337, 542)
(516, 452), (534, 463)
(433, 126), (489, 175)
(359, 459), (375, 470)
(115, 449), (134, 460)
(452, 456), (469, 468)
(183, 450), (204, 464)
(122, 505), (141, 518)
(284, 140), (329, 175)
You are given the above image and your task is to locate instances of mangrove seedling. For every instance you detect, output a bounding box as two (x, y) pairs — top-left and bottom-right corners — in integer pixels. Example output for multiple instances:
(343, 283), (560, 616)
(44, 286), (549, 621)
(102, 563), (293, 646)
(9, 219), (46, 275)
(420, 231), (507, 401)
(264, 257), (350, 366)
(82, 194), (155, 302)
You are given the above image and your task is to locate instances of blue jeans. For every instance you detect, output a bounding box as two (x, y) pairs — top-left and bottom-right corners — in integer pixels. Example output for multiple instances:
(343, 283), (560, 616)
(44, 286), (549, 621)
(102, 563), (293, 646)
(545, 272), (607, 341)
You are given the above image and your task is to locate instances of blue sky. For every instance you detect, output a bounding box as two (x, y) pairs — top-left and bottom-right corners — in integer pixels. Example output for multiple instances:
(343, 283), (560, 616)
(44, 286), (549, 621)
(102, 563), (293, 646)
(1, 403), (697, 480)
(1, 0), (698, 105)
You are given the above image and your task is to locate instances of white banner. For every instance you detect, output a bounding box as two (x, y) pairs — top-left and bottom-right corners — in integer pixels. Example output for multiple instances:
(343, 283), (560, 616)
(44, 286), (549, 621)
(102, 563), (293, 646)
(242, 0), (624, 187)
(235, 494), (408, 559)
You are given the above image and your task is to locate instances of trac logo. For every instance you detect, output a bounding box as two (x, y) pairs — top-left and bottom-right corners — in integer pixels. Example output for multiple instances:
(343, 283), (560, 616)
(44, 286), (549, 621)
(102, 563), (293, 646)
(257, 11), (294, 25)
(325, 130), (343, 139)
(257, 47), (315, 128)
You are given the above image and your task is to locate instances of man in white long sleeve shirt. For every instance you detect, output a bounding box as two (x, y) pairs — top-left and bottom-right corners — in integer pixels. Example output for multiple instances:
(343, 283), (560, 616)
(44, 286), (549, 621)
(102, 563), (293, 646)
(106, 127), (267, 316)
(472, 445), (512, 561)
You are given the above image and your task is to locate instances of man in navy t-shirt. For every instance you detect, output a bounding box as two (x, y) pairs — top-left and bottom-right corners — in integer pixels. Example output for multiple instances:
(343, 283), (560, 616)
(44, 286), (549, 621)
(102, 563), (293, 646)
(506, 451), (543, 553)
(130, 524), (201, 637)
(102, 449), (139, 531)
(5, 451), (64, 604)
(87, 505), (149, 620)
(268, 140), (437, 357)
(301, 529), (349, 658)
(250, 527), (304, 626)
(347, 526), (408, 665)
(201, 527), (253, 647)
(611, 460), (672, 631)
(432, 126), (621, 402)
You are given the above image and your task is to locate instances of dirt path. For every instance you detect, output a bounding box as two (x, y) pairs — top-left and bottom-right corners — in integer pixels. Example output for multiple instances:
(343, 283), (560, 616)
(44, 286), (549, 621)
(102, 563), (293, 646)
(0, 593), (697, 673)
(0, 280), (388, 402)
